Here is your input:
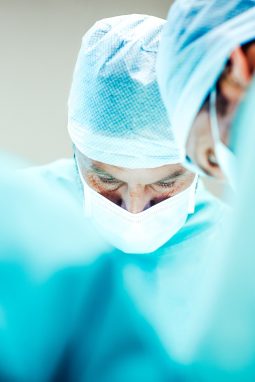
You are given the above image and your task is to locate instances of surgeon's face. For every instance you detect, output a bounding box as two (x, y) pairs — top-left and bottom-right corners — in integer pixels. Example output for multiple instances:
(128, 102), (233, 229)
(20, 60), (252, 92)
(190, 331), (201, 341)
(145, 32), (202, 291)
(76, 149), (195, 214)
(186, 43), (255, 180)
(185, 94), (234, 180)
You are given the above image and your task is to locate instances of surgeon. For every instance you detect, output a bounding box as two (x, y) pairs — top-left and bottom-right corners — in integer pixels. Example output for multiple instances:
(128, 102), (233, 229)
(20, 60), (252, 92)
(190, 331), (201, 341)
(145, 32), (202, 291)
(24, 14), (225, 363)
(68, 14), (198, 255)
(157, 0), (255, 193)
(157, 1), (255, 379)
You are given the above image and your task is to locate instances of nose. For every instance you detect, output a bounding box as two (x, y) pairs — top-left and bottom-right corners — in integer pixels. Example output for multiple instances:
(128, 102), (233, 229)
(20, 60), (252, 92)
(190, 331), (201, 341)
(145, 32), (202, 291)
(120, 186), (153, 214)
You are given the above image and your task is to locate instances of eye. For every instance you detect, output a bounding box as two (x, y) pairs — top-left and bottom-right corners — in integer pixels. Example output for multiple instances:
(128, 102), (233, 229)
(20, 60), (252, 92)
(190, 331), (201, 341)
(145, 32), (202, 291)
(207, 149), (219, 167)
(151, 180), (176, 192)
(156, 181), (176, 189)
(93, 175), (124, 191)
(98, 176), (121, 185)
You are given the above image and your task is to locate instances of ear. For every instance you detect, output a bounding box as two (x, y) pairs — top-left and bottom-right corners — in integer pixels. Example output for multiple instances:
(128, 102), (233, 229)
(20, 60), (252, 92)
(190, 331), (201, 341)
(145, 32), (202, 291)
(219, 46), (252, 102)
(229, 46), (252, 87)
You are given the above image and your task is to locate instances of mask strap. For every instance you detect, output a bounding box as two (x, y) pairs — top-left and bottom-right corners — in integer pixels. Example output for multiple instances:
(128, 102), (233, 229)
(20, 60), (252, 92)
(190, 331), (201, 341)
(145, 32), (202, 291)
(77, 164), (92, 216)
(188, 175), (198, 214)
(210, 87), (237, 191)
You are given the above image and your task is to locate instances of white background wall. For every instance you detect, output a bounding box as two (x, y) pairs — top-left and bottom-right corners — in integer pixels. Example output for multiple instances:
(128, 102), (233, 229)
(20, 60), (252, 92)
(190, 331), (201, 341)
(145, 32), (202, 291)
(1, 0), (172, 164)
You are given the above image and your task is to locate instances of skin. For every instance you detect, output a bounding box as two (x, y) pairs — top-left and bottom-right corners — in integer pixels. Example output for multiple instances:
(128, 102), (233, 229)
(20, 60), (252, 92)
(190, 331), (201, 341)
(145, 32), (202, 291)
(75, 148), (195, 214)
(186, 42), (255, 180)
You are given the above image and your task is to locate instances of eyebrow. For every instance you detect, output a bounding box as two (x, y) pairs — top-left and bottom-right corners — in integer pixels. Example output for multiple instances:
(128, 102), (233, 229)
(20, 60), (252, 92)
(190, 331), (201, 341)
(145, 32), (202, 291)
(90, 165), (187, 183)
(157, 170), (187, 183)
(90, 165), (118, 179)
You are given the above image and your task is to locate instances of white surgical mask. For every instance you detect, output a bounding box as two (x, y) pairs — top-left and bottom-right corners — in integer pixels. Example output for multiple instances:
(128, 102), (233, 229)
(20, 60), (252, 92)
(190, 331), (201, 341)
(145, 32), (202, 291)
(78, 167), (197, 254)
(210, 87), (237, 191)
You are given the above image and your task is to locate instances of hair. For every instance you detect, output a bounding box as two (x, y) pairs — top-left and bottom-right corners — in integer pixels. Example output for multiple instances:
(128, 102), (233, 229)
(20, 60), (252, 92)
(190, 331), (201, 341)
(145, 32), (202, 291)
(242, 38), (255, 52)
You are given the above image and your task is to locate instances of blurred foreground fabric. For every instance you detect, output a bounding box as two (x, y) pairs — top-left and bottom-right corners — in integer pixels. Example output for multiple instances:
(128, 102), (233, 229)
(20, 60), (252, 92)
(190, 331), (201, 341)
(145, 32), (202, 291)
(0, 157), (176, 382)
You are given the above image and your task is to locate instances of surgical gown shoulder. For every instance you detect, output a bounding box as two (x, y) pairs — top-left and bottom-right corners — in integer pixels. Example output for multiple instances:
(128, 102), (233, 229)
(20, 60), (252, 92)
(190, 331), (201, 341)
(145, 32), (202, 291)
(22, 158), (82, 204)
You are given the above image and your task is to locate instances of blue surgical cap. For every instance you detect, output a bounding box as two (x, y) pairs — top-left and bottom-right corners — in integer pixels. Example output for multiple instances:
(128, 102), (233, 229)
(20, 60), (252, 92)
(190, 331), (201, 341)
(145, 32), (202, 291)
(157, 0), (255, 158)
(68, 14), (182, 168)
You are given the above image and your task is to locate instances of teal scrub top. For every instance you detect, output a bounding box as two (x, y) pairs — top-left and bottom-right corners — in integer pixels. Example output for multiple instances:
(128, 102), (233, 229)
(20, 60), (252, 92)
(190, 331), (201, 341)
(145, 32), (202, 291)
(20, 159), (226, 369)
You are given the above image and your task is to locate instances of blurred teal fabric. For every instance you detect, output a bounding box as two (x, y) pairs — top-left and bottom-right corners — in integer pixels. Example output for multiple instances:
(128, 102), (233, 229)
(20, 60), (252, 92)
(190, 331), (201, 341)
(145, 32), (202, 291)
(177, 78), (255, 381)
(0, 159), (178, 382)
(22, 159), (226, 370)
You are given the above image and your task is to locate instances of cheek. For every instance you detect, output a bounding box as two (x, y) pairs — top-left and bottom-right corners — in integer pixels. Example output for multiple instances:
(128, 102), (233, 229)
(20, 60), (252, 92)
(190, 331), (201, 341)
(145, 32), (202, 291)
(85, 174), (104, 193)
(181, 174), (196, 190)
(169, 177), (193, 195)
(151, 187), (181, 204)
(186, 127), (197, 161)
(153, 176), (195, 203)
(100, 191), (123, 205)
(187, 111), (212, 165)
(86, 174), (123, 205)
